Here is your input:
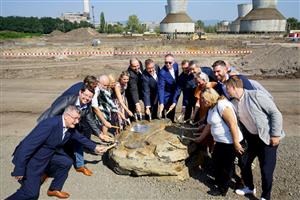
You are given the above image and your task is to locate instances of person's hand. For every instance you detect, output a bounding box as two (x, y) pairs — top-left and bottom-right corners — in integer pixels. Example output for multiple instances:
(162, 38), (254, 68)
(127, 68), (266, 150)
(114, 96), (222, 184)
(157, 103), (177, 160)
(145, 107), (151, 116)
(14, 176), (24, 181)
(104, 121), (112, 128)
(234, 143), (244, 155)
(168, 103), (176, 113)
(135, 103), (141, 113)
(118, 112), (126, 120)
(194, 135), (203, 143)
(95, 145), (107, 155)
(270, 136), (280, 146)
(158, 104), (164, 118)
(127, 110), (134, 117)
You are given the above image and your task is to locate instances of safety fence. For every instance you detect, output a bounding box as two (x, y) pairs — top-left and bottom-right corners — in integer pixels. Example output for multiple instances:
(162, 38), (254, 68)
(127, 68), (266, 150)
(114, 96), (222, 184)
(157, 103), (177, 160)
(1, 50), (252, 58)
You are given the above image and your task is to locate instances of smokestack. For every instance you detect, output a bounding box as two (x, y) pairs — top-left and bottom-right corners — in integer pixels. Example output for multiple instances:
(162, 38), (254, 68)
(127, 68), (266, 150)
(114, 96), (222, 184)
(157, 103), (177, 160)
(83, 0), (90, 18)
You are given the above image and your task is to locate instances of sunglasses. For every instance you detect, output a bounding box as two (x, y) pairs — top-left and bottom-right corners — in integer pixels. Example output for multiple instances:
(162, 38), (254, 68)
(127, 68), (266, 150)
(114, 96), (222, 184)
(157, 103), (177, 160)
(165, 61), (172, 65)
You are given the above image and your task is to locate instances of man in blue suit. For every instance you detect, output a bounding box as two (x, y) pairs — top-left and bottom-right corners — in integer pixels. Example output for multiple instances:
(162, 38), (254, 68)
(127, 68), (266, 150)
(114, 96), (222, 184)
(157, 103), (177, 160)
(158, 54), (181, 122)
(142, 59), (160, 120)
(6, 106), (106, 200)
(37, 85), (101, 177)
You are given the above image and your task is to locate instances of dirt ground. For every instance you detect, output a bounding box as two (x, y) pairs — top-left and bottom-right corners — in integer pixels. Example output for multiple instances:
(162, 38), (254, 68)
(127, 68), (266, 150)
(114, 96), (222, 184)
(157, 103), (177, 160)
(1, 33), (300, 199)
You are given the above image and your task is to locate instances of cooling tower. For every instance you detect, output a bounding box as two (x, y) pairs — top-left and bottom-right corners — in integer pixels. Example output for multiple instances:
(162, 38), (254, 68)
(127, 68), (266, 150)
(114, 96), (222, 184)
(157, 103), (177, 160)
(240, 0), (286, 33)
(160, 0), (195, 34)
(230, 3), (252, 33)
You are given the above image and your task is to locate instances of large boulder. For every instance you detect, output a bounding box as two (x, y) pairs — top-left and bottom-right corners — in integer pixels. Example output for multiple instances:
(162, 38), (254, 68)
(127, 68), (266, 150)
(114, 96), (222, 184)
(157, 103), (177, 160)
(107, 119), (198, 180)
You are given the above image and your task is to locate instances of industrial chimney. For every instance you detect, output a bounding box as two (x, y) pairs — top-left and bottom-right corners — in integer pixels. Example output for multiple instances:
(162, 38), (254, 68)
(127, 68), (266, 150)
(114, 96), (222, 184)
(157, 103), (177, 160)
(240, 0), (286, 33)
(230, 3), (252, 33)
(83, 0), (90, 19)
(160, 0), (195, 34)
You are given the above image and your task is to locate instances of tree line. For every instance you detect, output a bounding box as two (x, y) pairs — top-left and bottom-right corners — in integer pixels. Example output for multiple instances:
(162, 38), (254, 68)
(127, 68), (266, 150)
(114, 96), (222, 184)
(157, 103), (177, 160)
(0, 16), (93, 34)
(99, 12), (148, 34)
(1, 15), (299, 35)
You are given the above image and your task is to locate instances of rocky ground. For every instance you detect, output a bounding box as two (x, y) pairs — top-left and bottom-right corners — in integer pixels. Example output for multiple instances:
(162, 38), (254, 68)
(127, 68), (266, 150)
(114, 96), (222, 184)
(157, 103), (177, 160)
(1, 33), (300, 199)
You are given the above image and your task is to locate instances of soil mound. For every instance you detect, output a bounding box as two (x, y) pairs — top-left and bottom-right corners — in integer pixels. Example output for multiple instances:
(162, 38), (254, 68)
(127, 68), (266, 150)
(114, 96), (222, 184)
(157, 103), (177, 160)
(49, 30), (64, 37)
(236, 45), (300, 77)
(47, 27), (101, 43)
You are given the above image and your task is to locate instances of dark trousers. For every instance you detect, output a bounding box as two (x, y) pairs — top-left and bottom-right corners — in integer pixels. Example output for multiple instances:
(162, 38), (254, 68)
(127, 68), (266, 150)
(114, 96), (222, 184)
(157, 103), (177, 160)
(241, 133), (278, 200)
(145, 103), (158, 120)
(162, 102), (176, 122)
(6, 154), (73, 200)
(212, 142), (236, 192)
(184, 96), (196, 120)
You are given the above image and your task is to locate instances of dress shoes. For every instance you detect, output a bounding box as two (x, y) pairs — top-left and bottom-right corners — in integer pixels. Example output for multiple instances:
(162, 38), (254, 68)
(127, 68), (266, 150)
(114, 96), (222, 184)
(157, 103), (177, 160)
(75, 166), (93, 176)
(47, 190), (70, 199)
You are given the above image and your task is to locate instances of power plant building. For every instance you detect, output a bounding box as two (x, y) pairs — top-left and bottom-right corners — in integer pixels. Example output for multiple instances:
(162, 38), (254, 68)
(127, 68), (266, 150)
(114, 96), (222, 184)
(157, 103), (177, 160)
(240, 0), (286, 33)
(230, 4), (252, 33)
(160, 0), (195, 34)
(60, 0), (90, 23)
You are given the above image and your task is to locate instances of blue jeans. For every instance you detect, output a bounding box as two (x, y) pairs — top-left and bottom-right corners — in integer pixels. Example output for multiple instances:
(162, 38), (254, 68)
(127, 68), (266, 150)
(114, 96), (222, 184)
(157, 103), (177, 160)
(73, 142), (84, 168)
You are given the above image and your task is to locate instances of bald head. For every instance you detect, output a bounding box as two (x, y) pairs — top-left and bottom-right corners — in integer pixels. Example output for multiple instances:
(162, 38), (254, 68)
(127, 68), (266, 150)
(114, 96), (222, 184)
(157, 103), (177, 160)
(98, 75), (110, 89)
(129, 58), (140, 73)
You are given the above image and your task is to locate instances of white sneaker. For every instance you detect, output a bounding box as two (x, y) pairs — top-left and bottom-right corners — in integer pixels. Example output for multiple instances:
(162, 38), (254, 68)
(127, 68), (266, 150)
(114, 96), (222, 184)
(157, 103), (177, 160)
(260, 198), (267, 200)
(235, 187), (256, 196)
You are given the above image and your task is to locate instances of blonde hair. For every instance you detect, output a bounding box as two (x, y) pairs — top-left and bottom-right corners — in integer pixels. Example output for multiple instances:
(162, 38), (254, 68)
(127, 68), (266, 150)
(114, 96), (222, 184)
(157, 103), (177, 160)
(118, 71), (130, 81)
(108, 74), (116, 83)
(201, 88), (225, 107)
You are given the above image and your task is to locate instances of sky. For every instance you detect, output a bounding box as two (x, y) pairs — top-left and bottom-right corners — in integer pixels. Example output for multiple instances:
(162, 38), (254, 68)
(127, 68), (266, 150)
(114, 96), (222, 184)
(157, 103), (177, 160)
(1, 0), (300, 23)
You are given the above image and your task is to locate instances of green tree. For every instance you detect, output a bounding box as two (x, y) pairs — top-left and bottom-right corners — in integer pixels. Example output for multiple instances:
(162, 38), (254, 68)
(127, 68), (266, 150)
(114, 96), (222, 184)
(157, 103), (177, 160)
(126, 15), (140, 33)
(287, 17), (300, 31)
(137, 23), (147, 34)
(113, 22), (124, 33)
(99, 12), (106, 33)
(204, 25), (217, 33)
(40, 17), (59, 34)
(195, 20), (205, 31)
(154, 25), (160, 34)
(107, 24), (113, 33)
(79, 20), (92, 28)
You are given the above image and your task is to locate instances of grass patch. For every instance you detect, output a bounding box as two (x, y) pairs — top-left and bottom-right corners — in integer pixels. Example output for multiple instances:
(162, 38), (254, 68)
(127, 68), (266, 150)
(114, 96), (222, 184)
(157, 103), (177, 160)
(0, 31), (43, 40)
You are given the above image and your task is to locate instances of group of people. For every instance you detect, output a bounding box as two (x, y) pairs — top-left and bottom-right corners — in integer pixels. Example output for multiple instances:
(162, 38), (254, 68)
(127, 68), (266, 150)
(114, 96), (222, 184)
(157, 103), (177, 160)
(7, 55), (284, 200)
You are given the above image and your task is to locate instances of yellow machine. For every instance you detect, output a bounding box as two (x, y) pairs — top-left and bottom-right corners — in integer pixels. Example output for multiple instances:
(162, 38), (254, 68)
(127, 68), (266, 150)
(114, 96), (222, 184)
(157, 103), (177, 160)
(191, 32), (207, 40)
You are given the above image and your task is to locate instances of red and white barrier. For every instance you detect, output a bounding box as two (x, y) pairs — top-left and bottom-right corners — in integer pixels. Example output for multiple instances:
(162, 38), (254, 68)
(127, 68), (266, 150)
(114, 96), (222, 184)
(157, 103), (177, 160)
(2, 50), (252, 58)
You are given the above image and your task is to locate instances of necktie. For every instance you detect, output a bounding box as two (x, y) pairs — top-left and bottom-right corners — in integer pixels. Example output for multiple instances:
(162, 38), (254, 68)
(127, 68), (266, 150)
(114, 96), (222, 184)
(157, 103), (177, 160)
(62, 127), (68, 140)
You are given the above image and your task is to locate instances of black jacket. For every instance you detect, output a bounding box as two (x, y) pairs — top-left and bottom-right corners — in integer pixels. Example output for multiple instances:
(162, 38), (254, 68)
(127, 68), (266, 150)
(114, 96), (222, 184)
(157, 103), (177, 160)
(125, 67), (143, 110)
(37, 95), (100, 136)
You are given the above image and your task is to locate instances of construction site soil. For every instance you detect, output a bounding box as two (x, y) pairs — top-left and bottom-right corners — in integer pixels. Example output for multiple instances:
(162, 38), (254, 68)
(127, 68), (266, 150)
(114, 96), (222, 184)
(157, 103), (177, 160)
(1, 29), (299, 199)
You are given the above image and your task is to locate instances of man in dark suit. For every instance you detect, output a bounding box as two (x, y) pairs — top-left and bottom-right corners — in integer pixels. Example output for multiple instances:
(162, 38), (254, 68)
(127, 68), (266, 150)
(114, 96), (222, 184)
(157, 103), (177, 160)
(178, 60), (197, 121)
(158, 54), (181, 122)
(52, 75), (98, 106)
(142, 59), (160, 120)
(212, 60), (254, 98)
(6, 106), (106, 200)
(37, 85), (100, 176)
(125, 58), (143, 120)
(189, 60), (217, 82)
